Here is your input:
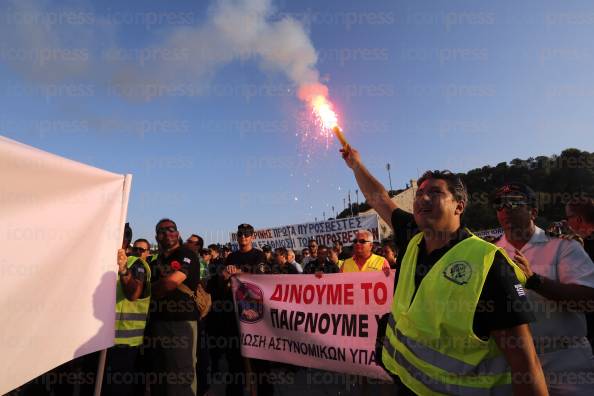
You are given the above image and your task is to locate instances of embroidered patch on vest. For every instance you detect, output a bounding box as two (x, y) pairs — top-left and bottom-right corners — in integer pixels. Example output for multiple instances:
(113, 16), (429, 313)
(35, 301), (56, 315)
(443, 261), (472, 285)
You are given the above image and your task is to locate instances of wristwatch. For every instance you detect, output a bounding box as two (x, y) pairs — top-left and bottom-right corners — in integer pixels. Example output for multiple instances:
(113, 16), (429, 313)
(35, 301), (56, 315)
(525, 273), (543, 290)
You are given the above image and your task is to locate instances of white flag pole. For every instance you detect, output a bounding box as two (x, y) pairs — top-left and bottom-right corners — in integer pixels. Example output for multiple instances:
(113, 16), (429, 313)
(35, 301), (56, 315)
(94, 174), (133, 396)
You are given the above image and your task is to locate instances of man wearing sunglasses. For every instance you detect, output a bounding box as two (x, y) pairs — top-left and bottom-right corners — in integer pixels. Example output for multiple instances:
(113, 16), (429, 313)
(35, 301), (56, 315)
(341, 230), (390, 274)
(131, 238), (151, 261)
(492, 183), (594, 395)
(145, 218), (200, 396)
(342, 147), (547, 395)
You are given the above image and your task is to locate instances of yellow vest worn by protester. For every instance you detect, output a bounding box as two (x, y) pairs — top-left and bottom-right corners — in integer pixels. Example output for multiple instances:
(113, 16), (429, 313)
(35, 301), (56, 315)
(341, 253), (385, 272)
(115, 256), (151, 346)
(382, 231), (526, 396)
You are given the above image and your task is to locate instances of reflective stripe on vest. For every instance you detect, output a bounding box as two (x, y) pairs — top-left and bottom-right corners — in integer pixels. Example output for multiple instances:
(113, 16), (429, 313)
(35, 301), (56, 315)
(342, 253), (385, 272)
(115, 328), (146, 339)
(116, 312), (148, 321)
(393, 349), (512, 396)
(114, 256), (151, 346)
(382, 231), (526, 395)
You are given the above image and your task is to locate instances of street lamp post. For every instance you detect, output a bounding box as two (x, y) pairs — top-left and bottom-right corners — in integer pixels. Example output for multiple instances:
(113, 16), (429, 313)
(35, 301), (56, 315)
(348, 190), (353, 217)
(386, 163), (393, 193)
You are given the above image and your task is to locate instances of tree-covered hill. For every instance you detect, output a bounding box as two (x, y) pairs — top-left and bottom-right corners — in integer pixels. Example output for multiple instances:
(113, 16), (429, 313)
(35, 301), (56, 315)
(338, 148), (594, 231)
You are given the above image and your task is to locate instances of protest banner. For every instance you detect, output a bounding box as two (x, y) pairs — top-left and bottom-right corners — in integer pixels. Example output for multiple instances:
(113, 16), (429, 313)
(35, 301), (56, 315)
(231, 272), (395, 381)
(0, 136), (131, 394)
(230, 214), (381, 250)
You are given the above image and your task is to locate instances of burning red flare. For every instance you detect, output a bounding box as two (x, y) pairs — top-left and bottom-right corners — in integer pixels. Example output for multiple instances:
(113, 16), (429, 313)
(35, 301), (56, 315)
(312, 95), (338, 130)
(298, 83), (349, 149)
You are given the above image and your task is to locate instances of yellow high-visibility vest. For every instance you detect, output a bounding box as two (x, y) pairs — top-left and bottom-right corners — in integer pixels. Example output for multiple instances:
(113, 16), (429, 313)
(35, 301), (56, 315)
(382, 231), (526, 395)
(341, 253), (385, 272)
(114, 256), (151, 346)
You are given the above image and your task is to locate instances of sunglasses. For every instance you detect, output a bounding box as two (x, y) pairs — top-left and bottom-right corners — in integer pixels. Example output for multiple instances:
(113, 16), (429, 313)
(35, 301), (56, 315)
(132, 247), (148, 253)
(157, 226), (177, 234)
(352, 239), (372, 244)
(237, 231), (253, 238)
(493, 201), (528, 211)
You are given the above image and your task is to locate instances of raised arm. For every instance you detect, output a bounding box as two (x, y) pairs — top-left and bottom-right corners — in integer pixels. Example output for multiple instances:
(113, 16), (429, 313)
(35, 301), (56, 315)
(342, 147), (397, 224)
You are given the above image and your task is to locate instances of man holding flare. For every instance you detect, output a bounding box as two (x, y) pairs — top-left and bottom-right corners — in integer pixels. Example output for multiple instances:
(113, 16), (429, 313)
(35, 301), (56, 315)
(339, 140), (548, 395)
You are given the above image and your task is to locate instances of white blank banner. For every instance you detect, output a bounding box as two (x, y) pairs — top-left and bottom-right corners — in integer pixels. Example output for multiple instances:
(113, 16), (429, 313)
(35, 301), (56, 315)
(0, 136), (131, 394)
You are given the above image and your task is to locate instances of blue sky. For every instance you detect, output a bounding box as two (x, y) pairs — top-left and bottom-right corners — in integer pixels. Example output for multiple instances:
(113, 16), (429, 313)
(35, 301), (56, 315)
(2, 0), (594, 243)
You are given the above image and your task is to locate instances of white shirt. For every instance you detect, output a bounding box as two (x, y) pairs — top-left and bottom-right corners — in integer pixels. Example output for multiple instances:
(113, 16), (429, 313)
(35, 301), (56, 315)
(496, 226), (594, 341)
(496, 226), (594, 395)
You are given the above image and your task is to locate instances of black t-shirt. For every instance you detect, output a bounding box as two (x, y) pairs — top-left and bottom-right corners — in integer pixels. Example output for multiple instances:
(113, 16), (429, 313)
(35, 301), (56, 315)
(271, 263), (299, 274)
(127, 258), (147, 283)
(303, 259), (340, 274)
(225, 249), (269, 274)
(391, 208), (534, 339)
(338, 248), (352, 261)
(205, 249), (268, 336)
(149, 246), (200, 321)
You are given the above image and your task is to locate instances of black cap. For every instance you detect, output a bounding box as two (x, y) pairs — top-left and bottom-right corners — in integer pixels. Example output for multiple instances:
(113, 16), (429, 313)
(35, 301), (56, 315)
(237, 223), (254, 235)
(262, 244), (272, 252)
(492, 183), (537, 207)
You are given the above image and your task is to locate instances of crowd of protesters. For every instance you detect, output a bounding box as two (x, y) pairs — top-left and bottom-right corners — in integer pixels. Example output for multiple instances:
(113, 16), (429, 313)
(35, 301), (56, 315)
(11, 162), (594, 396)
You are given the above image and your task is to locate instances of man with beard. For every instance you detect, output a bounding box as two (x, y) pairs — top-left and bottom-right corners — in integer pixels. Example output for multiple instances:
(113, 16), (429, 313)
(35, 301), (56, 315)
(145, 218), (200, 396)
(493, 183), (594, 395)
(342, 147), (547, 395)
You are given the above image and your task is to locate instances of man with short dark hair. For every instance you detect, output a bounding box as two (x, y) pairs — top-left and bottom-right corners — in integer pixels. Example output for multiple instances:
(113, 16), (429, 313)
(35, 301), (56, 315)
(145, 218), (200, 396)
(381, 241), (398, 269)
(186, 234), (204, 252)
(303, 245), (339, 274)
(301, 239), (318, 266)
(300, 247), (310, 264)
(262, 244), (273, 265)
(185, 234), (209, 282)
(333, 239), (350, 260)
(493, 184), (594, 395)
(131, 238), (151, 261)
(342, 147), (547, 395)
(222, 245), (232, 260)
(271, 247), (299, 274)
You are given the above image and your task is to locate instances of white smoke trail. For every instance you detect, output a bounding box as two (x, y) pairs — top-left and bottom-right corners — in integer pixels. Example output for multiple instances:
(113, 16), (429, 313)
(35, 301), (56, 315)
(1, 0), (331, 104)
